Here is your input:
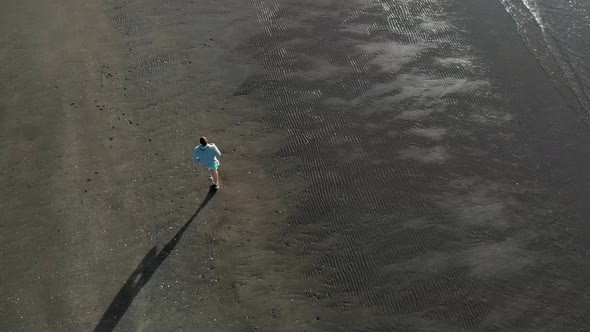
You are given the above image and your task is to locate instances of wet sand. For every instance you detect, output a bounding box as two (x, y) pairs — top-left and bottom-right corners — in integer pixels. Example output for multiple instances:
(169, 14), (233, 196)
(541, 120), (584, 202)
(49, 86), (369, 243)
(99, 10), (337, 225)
(2, 0), (590, 331)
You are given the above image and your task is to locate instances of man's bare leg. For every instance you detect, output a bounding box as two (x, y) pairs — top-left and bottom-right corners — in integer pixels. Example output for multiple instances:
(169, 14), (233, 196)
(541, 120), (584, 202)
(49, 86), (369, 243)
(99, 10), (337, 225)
(210, 169), (219, 188)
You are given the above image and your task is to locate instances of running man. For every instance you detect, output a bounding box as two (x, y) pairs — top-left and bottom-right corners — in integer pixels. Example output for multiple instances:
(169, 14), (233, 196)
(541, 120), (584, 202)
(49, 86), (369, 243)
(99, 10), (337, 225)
(192, 136), (222, 189)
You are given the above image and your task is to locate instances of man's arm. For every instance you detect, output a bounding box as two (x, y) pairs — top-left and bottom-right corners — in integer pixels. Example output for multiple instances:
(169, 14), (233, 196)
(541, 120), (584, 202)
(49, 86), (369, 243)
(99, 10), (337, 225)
(191, 147), (200, 163)
(213, 145), (221, 157)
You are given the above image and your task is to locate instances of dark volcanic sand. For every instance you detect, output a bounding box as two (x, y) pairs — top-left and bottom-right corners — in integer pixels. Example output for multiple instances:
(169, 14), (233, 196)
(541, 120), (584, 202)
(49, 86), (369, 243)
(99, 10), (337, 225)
(2, 0), (590, 331)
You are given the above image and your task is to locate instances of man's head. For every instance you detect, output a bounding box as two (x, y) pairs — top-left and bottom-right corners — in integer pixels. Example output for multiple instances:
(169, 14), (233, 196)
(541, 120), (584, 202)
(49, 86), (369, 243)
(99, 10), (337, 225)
(200, 136), (208, 146)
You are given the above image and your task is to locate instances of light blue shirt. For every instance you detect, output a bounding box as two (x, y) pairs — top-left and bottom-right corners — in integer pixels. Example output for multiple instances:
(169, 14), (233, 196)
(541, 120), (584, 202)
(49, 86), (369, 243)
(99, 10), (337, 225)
(192, 144), (221, 168)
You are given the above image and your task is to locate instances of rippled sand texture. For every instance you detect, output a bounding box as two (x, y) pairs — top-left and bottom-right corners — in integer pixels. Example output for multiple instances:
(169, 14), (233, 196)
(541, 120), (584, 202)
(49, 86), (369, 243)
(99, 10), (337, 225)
(240, 0), (590, 330)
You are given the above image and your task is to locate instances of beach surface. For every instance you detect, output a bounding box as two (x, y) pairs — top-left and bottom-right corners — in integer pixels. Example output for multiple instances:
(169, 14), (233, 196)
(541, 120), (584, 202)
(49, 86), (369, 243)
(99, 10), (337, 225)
(2, 0), (590, 331)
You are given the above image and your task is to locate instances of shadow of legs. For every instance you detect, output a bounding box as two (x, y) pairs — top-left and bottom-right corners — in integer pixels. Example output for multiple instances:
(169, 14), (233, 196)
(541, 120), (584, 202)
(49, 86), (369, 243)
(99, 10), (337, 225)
(94, 187), (216, 332)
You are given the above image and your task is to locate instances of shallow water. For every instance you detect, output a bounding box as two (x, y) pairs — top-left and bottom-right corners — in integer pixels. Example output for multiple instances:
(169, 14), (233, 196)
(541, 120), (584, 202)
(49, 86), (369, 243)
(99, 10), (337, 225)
(501, 0), (590, 114)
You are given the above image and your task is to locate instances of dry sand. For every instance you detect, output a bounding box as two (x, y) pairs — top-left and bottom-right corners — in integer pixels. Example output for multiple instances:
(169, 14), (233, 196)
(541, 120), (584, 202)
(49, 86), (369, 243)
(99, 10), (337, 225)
(1, 0), (312, 330)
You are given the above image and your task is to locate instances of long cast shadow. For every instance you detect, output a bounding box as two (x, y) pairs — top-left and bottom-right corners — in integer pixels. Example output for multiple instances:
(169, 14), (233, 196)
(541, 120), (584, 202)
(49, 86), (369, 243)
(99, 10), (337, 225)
(94, 187), (217, 332)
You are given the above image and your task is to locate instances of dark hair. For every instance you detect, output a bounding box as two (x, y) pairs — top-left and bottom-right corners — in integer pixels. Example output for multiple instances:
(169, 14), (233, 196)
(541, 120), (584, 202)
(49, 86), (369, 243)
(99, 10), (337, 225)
(199, 136), (208, 146)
